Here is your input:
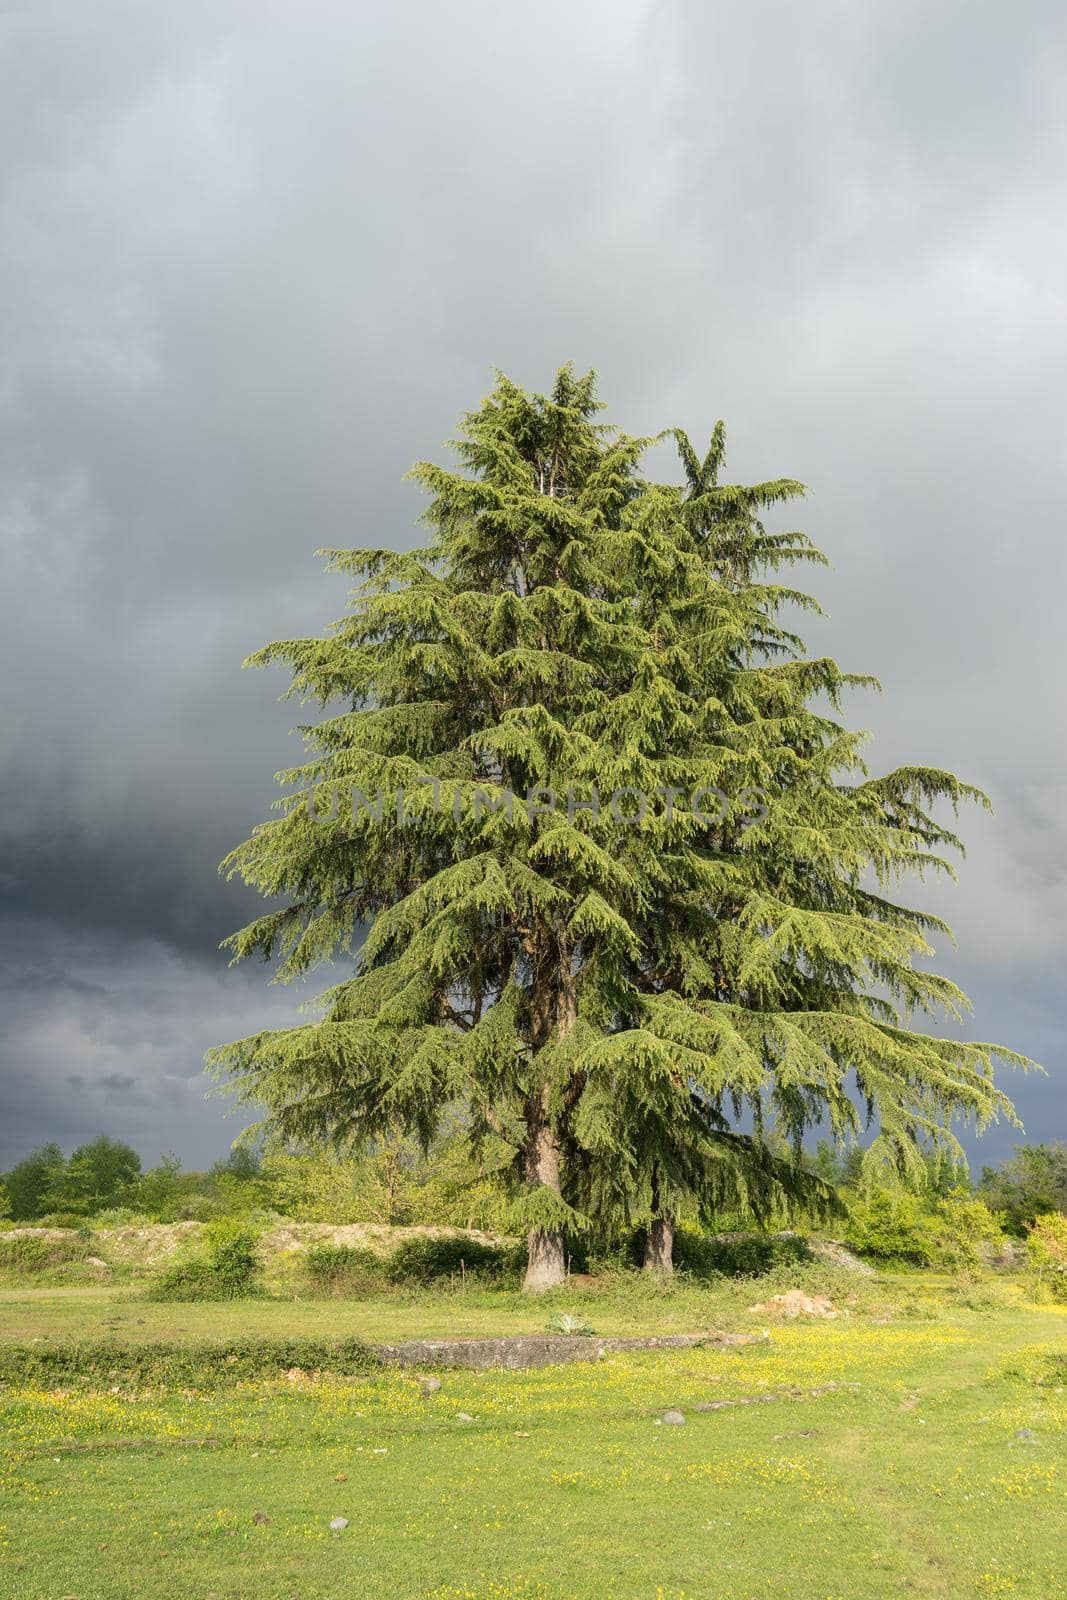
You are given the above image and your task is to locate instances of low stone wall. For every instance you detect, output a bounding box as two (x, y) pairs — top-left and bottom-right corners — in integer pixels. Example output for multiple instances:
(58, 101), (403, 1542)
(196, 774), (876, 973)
(372, 1329), (764, 1370)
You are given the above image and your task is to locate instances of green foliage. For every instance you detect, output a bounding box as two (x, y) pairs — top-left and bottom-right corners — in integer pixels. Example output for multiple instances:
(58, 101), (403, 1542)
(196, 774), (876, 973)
(207, 1145), (274, 1215)
(922, 1190), (1004, 1269)
(545, 1311), (595, 1335)
(210, 1145), (264, 1182)
(615, 1227), (811, 1279)
(125, 1153), (188, 1221)
(146, 1259), (221, 1302)
(683, 1231), (811, 1279)
(51, 1135), (141, 1215)
(262, 1130), (511, 1231)
(0, 1334), (376, 1389)
(0, 1232), (86, 1274)
(149, 1219), (265, 1302)
(3, 1142), (66, 1220)
(844, 1187), (932, 1264)
(304, 1243), (388, 1293)
(33, 1212), (92, 1232)
(384, 1233), (520, 1285)
(90, 1205), (154, 1227)
(1025, 1211), (1067, 1302)
(979, 1143), (1067, 1236)
(203, 1218), (264, 1291)
(208, 368), (1028, 1288)
(303, 1233), (525, 1292)
(844, 1183), (1004, 1269)
(601, 1226), (814, 1279)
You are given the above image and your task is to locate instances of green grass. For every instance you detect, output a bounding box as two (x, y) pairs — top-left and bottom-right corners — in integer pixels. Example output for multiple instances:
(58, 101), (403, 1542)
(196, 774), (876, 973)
(0, 1280), (1064, 1599)
(0, 1267), (952, 1345)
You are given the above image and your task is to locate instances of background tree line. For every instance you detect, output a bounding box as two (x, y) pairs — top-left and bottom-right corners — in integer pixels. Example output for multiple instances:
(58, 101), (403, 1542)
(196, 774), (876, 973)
(3, 1129), (1064, 1265)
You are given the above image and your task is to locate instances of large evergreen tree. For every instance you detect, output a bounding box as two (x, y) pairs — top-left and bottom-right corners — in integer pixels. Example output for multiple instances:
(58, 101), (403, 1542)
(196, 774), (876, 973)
(211, 367), (1027, 1288)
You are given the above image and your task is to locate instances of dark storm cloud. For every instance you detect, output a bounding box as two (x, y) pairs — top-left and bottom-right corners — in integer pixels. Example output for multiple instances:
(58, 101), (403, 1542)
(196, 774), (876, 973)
(0, 913), (310, 1167)
(1, 0), (1064, 1167)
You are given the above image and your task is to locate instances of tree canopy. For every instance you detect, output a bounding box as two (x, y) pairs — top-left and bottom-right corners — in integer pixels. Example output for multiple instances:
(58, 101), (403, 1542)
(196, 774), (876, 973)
(211, 366), (1028, 1288)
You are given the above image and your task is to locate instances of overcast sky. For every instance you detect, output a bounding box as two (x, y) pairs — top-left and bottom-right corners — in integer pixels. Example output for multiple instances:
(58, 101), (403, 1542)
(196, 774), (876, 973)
(1, 0), (1064, 1172)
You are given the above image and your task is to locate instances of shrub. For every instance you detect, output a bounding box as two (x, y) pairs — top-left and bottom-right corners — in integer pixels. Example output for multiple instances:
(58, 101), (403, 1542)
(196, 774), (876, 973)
(617, 1228), (811, 1279)
(690, 1232), (811, 1278)
(150, 1220), (264, 1301)
(384, 1234), (520, 1285)
(0, 1334), (377, 1389)
(176, 1192), (227, 1222)
(925, 1191), (1004, 1269)
(304, 1233), (523, 1292)
(1025, 1211), (1067, 1301)
(844, 1188), (932, 1265)
(304, 1244), (388, 1294)
(0, 1233), (85, 1273)
(545, 1311), (595, 1336)
(845, 1186), (1007, 1270)
(148, 1258), (222, 1302)
(33, 1212), (92, 1233)
(203, 1218), (263, 1291)
(302, 1228), (527, 1292)
(945, 1272), (1014, 1312)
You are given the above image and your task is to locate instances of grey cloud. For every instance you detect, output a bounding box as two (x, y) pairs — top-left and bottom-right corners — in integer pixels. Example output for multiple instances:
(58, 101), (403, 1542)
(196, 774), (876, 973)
(0, 0), (1063, 1168)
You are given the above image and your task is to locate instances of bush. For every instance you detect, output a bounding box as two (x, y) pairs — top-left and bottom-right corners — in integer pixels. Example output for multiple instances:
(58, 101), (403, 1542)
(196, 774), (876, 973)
(150, 1219), (264, 1302)
(845, 1186), (1006, 1270)
(0, 1233), (86, 1273)
(148, 1258), (223, 1302)
(688, 1233), (811, 1278)
(91, 1207), (152, 1227)
(33, 1213), (92, 1233)
(844, 1188), (932, 1265)
(305, 1244), (388, 1294)
(203, 1218), (263, 1292)
(0, 1334), (377, 1389)
(303, 1234), (523, 1294)
(615, 1228), (811, 1279)
(384, 1234), (520, 1285)
(925, 1192), (1004, 1269)
(1025, 1212), (1067, 1301)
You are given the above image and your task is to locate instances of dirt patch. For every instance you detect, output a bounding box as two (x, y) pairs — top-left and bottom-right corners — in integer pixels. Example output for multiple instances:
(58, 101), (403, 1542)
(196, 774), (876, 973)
(2, 1220), (511, 1271)
(98, 1222), (203, 1266)
(261, 1221), (509, 1257)
(806, 1238), (875, 1275)
(746, 1290), (840, 1318)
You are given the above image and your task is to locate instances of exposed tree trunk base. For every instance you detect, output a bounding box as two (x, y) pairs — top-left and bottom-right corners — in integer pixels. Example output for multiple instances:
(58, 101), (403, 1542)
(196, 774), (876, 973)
(643, 1212), (675, 1274)
(521, 959), (575, 1294)
(523, 1227), (566, 1292)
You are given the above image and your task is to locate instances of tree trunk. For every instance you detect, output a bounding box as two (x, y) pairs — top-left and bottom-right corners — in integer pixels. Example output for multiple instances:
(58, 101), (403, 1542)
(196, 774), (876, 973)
(522, 963), (574, 1294)
(522, 1099), (565, 1292)
(644, 1166), (674, 1274)
(643, 1211), (675, 1274)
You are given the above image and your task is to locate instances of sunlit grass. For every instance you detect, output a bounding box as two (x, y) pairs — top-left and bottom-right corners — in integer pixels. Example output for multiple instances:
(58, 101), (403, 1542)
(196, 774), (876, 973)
(0, 1287), (1064, 1599)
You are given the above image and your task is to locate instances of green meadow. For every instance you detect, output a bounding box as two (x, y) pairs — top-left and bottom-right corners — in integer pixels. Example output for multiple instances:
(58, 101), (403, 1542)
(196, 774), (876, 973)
(1, 1278), (1064, 1600)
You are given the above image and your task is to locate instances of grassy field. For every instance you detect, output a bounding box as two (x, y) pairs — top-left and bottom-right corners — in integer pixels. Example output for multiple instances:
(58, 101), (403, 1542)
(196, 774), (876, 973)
(0, 1276), (1064, 1600)
(0, 1271), (908, 1343)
